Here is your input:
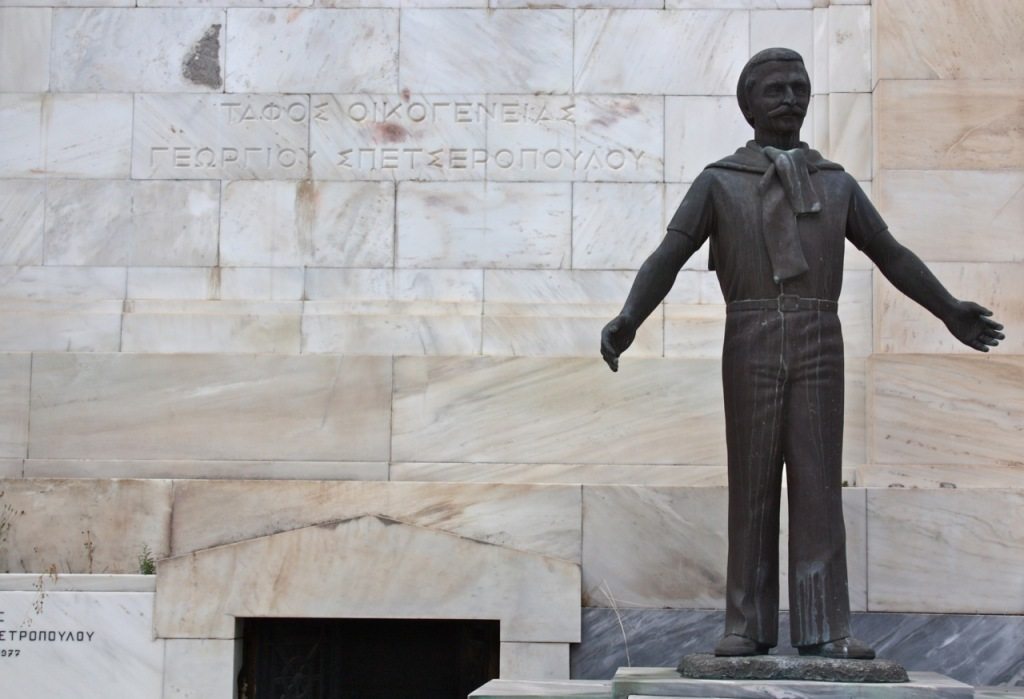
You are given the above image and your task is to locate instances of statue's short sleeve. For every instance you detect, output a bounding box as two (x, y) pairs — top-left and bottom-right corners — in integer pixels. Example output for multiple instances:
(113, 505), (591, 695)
(667, 170), (715, 250)
(845, 179), (888, 250)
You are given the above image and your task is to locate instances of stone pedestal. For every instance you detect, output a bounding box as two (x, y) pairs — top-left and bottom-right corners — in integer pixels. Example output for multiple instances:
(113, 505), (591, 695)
(612, 667), (974, 699)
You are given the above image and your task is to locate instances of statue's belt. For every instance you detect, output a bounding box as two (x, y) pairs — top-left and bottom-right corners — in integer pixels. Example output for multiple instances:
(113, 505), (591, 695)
(727, 295), (838, 313)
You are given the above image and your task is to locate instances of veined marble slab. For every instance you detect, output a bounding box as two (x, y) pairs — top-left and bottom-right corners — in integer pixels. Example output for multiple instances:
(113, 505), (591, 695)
(303, 304), (481, 355)
(44, 180), (132, 265)
(128, 267), (306, 301)
(0, 95), (43, 177)
(389, 463), (732, 486)
(29, 353), (392, 461)
(225, 9), (397, 92)
(482, 308), (662, 358)
(664, 97), (754, 183)
(663, 304), (725, 359)
(867, 488), (1024, 614)
(0, 590), (163, 699)
(0, 354), (30, 458)
(306, 268), (483, 302)
(828, 93), (871, 181)
(130, 181), (220, 266)
(876, 0), (1024, 80)
(857, 464), (1024, 489)
(24, 459), (388, 481)
(169, 479), (581, 562)
(396, 182), (572, 269)
(0, 266), (125, 300)
(400, 10), (572, 93)
(574, 608), (1024, 686)
(875, 170), (1024, 263)
(0, 478), (171, 573)
(581, 486), (867, 612)
(122, 300), (302, 353)
(132, 93), (312, 179)
(868, 355), (1024, 465)
(574, 10), (747, 95)
(162, 639), (235, 699)
(0, 300), (123, 352)
(0, 9), (50, 91)
(0, 574), (155, 591)
(44, 94), (133, 178)
(155, 515), (581, 642)
(0, 181), (44, 265)
(220, 180), (394, 266)
(668, 1), (818, 7)
(826, 4), (870, 93)
(471, 679), (611, 699)
(392, 357), (726, 465)
(875, 262), (1023, 354)
(51, 8), (225, 91)
(750, 9), (813, 70)
(876, 80), (1024, 170)
(573, 183), (664, 269)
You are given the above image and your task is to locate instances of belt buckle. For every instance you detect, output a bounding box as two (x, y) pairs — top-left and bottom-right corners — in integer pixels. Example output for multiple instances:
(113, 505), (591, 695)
(778, 294), (801, 312)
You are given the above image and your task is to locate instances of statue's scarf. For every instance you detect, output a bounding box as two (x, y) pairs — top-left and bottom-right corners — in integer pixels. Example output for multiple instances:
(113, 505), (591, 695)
(759, 146), (820, 283)
(704, 142), (843, 283)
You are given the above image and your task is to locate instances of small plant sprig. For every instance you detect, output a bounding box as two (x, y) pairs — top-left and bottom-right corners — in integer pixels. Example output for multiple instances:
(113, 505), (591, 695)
(137, 544), (156, 575)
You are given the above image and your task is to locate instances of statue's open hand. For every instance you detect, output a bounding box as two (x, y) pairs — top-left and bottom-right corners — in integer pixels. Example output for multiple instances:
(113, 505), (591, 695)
(601, 315), (637, 372)
(945, 301), (1005, 352)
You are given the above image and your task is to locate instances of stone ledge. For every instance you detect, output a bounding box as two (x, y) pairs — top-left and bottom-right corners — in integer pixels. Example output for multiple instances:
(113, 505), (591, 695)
(677, 654), (908, 683)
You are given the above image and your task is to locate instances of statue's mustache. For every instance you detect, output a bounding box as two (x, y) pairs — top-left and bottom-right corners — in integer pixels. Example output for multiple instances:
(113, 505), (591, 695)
(768, 104), (806, 117)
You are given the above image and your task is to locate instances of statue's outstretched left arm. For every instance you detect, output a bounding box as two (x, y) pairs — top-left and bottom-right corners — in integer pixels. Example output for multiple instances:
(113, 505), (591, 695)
(863, 230), (1005, 352)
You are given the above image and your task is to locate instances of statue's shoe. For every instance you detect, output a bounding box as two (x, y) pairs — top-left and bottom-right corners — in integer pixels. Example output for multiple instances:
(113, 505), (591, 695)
(713, 634), (771, 657)
(797, 637), (876, 659)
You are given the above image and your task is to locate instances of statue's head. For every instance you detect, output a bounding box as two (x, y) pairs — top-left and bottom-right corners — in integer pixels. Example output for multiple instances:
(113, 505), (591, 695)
(737, 48), (811, 134)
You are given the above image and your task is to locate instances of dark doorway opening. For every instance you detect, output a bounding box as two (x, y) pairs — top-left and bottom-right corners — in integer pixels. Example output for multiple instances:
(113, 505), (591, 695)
(238, 618), (500, 699)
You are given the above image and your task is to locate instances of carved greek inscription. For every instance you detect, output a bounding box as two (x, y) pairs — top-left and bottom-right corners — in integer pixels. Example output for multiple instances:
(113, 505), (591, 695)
(0, 608), (96, 661)
(139, 95), (649, 179)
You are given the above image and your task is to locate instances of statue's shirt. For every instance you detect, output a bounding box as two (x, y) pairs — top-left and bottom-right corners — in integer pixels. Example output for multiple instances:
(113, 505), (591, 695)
(667, 142), (887, 303)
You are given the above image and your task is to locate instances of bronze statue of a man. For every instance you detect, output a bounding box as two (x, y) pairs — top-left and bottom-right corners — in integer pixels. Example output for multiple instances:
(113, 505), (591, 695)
(601, 48), (1004, 659)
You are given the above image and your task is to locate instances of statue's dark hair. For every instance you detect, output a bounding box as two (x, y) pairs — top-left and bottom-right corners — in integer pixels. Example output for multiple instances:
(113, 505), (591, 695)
(736, 48), (808, 126)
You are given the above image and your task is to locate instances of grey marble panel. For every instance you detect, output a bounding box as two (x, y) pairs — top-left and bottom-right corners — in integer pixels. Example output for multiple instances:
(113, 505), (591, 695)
(572, 608), (1024, 687)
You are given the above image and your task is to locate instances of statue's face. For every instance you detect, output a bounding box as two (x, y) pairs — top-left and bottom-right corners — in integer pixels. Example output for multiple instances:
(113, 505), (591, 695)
(744, 61), (811, 135)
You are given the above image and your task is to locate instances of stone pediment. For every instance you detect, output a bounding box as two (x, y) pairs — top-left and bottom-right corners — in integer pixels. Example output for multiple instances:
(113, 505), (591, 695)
(155, 514), (580, 644)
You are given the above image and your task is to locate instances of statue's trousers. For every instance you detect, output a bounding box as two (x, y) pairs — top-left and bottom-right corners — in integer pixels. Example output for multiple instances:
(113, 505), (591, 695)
(721, 303), (851, 647)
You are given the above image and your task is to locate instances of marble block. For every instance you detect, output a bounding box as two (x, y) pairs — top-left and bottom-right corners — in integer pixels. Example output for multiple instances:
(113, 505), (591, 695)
(43, 94), (133, 178)
(665, 97), (753, 183)
(875, 170), (1024, 263)
(0, 181), (44, 265)
(574, 95), (664, 183)
(306, 267), (482, 302)
(389, 463), (737, 487)
(0, 354), (30, 458)
(0, 478), (171, 574)
(396, 182), (572, 269)
(303, 304), (481, 355)
(750, 9), (813, 68)
(168, 479), (582, 563)
(573, 183), (663, 270)
(52, 9), (225, 91)
(828, 93), (871, 181)
(875, 262), (1024, 354)
(225, 9), (397, 92)
(23, 459), (388, 481)
(44, 180), (132, 265)
(155, 515), (581, 642)
(0, 300), (122, 352)
(856, 464), (1024, 489)
(470, 680), (611, 699)
(0, 590), (163, 699)
(876, 0), (1024, 80)
(826, 4), (870, 93)
(866, 488), (1024, 614)
(0, 266), (126, 301)
(131, 181), (220, 266)
(132, 93), (312, 180)
(121, 300), (302, 354)
(0, 9), (50, 91)
(611, 667), (972, 699)
(392, 357), (726, 465)
(29, 353), (392, 461)
(501, 642), (570, 681)
(875, 80), (1024, 170)
(162, 639), (237, 699)
(400, 10), (572, 93)
(220, 180), (394, 267)
(868, 355), (1024, 466)
(574, 10), (747, 95)
(0, 95), (43, 177)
